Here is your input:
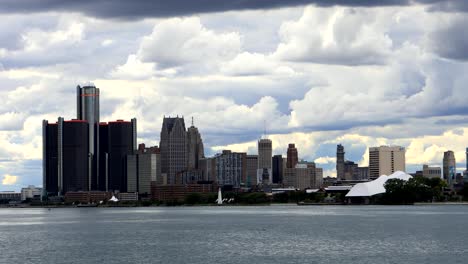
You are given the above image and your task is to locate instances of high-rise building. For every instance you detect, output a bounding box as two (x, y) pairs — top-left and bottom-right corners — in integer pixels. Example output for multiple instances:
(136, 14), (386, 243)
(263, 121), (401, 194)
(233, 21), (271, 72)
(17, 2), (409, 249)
(368, 146), (406, 180)
(272, 155), (284, 184)
(257, 139), (272, 184)
(43, 118), (90, 195)
(443, 151), (456, 185)
(160, 116), (188, 184)
(43, 86), (137, 197)
(354, 167), (369, 180)
(344, 161), (358, 180)
(336, 144), (345, 180)
(215, 150), (246, 188)
(315, 167), (323, 187)
(286, 144), (298, 169)
(76, 85), (100, 190)
(186, 118), (204, 170)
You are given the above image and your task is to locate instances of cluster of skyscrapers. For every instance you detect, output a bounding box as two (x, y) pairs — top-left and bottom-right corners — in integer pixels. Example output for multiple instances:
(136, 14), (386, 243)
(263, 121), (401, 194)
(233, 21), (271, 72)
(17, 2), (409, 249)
(42, 85), (467, 202)
(42, 85), (325, 202)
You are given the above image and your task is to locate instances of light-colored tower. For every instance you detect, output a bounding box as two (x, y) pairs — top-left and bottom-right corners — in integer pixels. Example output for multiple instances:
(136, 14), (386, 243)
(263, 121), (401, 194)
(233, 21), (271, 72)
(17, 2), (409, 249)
(186, 117), (204, 170)
(443, 150), (456, 186)
(257, 139), (272, 184)
(160, 116), (187, 184)
(368, 146), (406, 180)
(336, 144), (345, 180)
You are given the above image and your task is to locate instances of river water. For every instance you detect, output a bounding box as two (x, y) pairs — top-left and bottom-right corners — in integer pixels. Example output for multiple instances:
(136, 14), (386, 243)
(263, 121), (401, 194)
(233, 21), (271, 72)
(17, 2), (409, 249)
(0, 205), (467, 263)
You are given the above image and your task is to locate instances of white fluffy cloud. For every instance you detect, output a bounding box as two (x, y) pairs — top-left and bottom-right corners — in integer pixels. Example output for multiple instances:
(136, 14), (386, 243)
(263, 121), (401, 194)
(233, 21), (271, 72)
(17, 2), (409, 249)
(2, 174), (18, 185)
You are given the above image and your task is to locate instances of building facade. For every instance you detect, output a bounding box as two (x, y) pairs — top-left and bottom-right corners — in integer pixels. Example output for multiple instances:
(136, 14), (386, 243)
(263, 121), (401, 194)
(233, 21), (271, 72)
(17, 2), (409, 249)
(443, 151), (456, 185)
(160, 117), (187, 184)
(257, 139), (272, 184)
(272, 155), (284, 184)
(286, 144), (298, 169)
(283, 164), (321, 190)
(21, 186), (42, 201)
(245, 155), (258, 188)
(215, 150), (246, 188)
(336, 144), (345, 180)
(369, 146), (406, 180)
(186, 119), (204, 170)
(422, 164), (441, 179)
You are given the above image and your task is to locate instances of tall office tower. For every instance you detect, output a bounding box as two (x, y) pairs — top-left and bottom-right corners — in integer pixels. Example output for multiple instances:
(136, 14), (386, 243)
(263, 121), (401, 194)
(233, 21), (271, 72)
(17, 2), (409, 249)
(443, 150), (456, 185)
(244, 155), (258, 188)
(186, 118), (204, 170)
(257, 138), (272, 184)
(368, 146), (406, 180)
(103, 119), (137, 193)
(272, 155), (284, 184)
(215, 150), (246, 188)
(283, 165), (319, 190)
(336, 144), (345, 180)
(160, 116), (188, 184)
(43, 118), (90, 196)
(286, 144), (298, 168)
(76, 85), (100, 190)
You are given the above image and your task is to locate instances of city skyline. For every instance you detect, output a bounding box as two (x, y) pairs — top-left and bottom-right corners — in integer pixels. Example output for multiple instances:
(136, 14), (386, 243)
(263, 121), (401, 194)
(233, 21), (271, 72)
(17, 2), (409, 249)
(2, 1), (468, 191)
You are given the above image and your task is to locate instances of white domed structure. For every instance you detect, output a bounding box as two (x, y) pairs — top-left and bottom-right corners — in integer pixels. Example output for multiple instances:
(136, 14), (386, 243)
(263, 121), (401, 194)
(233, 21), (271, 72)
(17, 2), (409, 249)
(345, 171), (412, 197)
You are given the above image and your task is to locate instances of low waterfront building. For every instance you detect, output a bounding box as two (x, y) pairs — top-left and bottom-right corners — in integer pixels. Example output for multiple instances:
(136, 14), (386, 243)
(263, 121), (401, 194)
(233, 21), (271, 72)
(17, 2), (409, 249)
(21, 185), (42, 201)
(64, 191), (112, 204)
(0, 192), (21, 202)
(151, 182), (216, 202)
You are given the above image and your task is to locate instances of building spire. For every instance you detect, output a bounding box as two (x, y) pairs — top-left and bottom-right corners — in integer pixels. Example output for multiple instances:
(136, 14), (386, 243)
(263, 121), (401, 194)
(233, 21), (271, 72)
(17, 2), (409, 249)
(192, 116), (194, 127)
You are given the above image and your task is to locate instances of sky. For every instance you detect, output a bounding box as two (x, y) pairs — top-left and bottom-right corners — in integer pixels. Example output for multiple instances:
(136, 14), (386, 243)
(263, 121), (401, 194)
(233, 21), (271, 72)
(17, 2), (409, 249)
(1, 0), (468, 191)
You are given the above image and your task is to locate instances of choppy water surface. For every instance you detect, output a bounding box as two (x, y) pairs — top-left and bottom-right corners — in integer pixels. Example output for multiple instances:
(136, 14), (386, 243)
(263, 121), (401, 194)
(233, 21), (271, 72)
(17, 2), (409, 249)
(1, 205), (467, 264)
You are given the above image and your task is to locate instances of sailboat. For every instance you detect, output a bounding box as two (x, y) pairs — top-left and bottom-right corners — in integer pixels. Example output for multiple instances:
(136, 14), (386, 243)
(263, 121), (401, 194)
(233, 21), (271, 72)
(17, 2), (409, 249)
(216, 187), (223, 205)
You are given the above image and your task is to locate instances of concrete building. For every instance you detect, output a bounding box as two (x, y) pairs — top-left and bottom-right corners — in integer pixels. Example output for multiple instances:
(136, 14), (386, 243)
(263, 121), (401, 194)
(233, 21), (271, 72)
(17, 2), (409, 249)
(21, 186), (42, 201)
(355, 167), (369, 180)
(0, 192), (21, 202)
(186, 118), (204, 170)
(344, 161), (358, 181)
(369, 146), (406, 180)
(257, 139), (272, 184)
(216, 150), (246, 188)
(422, 165), (441, 179)
(315, 167), (324, 188)
(245, 155), (258, 188)
(160, 116), (188, 184)
(443, 151), (456, 185)
(127, 145), (160, 197)
(199, 157), (217, 183)
(283, 164), (321, 190)
(272, 155), (284, 184)
(286, 144), (298, 169)
(336, 144), (345, 180)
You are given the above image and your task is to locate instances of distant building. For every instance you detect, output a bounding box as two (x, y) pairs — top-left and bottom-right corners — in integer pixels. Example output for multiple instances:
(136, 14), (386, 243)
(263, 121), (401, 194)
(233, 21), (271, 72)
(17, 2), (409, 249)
(272, 155), (284, 184)
(216, 150), (246, 188)
(315, 167), (324, 187)
(127, 145), (160, 197)
(43, 118), (90, 195)
(336, 144), (345, 180)
(0, 192), (21, 202)
(283, 164), (321, 190)
(160, 116), (188, 184)
(443, 151), (456, 185)
(199, 157), (217, 183)
(355, 167), (369, 180)
(422, 164), (441, 179)
(245, 155), (258, 188)
(286, 144), (298, 169)
(186, 118), (204, 170)
(369, 146), (406, 180)
(344, 161), (358, 181)
(104, 119), (137, 193)
(21, 186), (42, 201)
(151, 183), (216, 203)
(257, 139), (272, 184)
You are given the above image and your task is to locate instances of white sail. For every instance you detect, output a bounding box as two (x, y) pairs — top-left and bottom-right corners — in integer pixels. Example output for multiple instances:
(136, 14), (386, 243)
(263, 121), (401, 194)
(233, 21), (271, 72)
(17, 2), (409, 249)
(217, 188), (223, 205)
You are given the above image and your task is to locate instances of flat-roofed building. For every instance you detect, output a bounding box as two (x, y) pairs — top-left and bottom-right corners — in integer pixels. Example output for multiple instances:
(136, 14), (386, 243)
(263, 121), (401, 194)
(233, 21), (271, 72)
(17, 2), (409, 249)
(369, 146), (406, 180)
(423, 164), (441, 179)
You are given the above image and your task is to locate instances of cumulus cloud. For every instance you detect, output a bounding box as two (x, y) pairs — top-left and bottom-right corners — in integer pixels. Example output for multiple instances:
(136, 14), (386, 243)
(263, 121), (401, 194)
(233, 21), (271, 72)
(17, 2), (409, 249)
(429, 15), (468, 61)
(274, 7), (393, 65)
(2, 174), (18, 185)
(137, 17), (241, 71)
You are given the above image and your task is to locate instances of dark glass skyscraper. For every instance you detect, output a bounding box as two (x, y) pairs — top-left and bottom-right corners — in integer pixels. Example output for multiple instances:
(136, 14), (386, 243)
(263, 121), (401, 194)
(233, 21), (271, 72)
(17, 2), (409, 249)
(160, 116), (187, 184)
(272, 155), (284, 184)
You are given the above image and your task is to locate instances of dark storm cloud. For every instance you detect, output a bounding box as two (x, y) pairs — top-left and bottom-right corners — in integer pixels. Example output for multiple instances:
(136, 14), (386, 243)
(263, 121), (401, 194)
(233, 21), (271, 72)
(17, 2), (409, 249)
(430, 17), (468, 61)
(0, 0), (411, 19)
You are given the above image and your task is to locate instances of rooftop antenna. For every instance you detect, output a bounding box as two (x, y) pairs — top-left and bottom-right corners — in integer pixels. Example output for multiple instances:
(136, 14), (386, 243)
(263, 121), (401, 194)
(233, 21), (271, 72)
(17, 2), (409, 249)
(192, 116), (194, 127)
(264, 120), (267, 139)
